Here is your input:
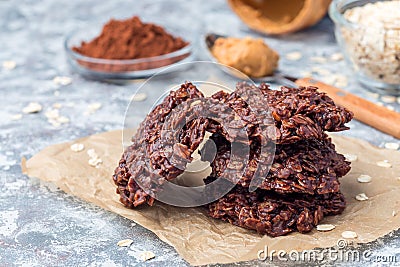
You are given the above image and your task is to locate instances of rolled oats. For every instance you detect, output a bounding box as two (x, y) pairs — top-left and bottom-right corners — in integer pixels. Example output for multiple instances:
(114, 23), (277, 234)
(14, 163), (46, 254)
(285, 51), (302, 61)
(376, 160), (392, 168)
(117, 239), (133, 247)
(310, 56), (328, 64)
(381, 95), (397, 104)
(132, 93), (147, 102)
(355, 193), (369, 201)
(341, 230), (358, 239)
(10, 114), (22, 121)
(357, 174), (372, 183)
(70, 143), (85, 152)
(139, 251), (155, 261)
(384, 142), (399, 150)
(317, 224), (336, 232)
(330, 53), (344, 61)
(22, 102), (42, 114)
(2, 60), (16, 70)
(342, 1), (400, 84)
(53, 76), (72, 86)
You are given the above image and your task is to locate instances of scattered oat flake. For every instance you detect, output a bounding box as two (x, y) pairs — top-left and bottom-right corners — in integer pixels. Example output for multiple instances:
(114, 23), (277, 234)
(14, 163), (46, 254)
(344, 154), (358, 162)
(70, 143), (85, 152)
(317, 224), (336, 232)
(381, 95), (396, 103)
(87, 102), (102, 114)
(57, 116), (70, 124)
(44, 108), (69, 127)
(342, 231), (358, 239)
(393, 210), (397, 217)
(300, 71), (313, 77)
(87, 149), (98, 158)
(333, 74), (349, 88)
(117, 239), (133, 247)
(367, 92), (380, 99)
(357, 174), (372, 183)
(45, 109), (59, 119)
(139, 251), (155, 261)
(87, 148), (102, 167)
(53, 103), (62, 109)
(286, 51), (302, 61)
(311, 66), (331, 76)
(10, 114), (22, 121)
(132, 93), (147, 102)
(53, 76), (72, 86)
(330, 53), (344, 61)
(2, 60), (17, 70)
(355, 193), (369, 201)
(49, 120), (61, 127)
(376, 160), (392, 168)
(310, 56), (328, 64)
(22, 102), (42, 114)
(88, 157), (102, 167)
(384, 142), (399, 150)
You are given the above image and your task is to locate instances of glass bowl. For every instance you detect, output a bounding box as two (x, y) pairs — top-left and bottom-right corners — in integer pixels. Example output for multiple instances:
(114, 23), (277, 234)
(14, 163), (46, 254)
(64, 25), (193, 83)
(329, 0), (400, 95)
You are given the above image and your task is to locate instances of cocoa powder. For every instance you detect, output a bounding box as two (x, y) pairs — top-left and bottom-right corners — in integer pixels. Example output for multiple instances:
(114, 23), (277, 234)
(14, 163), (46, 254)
(73, 16), (188, 60)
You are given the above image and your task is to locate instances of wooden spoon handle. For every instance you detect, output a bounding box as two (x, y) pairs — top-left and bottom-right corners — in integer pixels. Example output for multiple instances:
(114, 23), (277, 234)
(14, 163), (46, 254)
(295, 77), (400, 139)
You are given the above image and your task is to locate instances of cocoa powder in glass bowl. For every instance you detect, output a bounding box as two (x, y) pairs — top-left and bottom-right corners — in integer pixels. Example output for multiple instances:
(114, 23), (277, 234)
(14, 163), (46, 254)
(65, 16), (192, 81)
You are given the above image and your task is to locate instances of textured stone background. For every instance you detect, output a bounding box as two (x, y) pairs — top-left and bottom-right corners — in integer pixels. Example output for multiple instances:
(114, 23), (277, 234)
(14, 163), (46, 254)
(0, 0), (399, 266)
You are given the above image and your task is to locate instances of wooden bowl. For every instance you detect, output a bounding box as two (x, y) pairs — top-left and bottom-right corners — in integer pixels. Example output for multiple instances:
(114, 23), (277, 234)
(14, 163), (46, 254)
(228, 0), (332, 35)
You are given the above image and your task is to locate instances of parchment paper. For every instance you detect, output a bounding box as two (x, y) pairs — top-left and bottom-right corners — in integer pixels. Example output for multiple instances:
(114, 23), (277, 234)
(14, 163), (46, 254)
(22, 130), (400, 266)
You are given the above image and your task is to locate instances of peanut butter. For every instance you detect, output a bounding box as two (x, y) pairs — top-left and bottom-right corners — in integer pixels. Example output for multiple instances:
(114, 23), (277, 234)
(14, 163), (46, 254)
(211, 37), (279, 77)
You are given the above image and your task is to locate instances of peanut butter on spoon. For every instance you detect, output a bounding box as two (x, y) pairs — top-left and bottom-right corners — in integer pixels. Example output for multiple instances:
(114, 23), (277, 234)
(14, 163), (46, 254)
(210, 37), (279, 78)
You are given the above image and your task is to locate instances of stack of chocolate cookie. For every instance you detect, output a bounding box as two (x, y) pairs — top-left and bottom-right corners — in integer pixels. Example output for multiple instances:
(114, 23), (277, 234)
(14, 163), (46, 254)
(113, 82), (353, 237)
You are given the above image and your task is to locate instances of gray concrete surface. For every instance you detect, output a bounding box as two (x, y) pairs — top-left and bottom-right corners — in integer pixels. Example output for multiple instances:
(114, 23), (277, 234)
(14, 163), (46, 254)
(0, 0), (399, 266)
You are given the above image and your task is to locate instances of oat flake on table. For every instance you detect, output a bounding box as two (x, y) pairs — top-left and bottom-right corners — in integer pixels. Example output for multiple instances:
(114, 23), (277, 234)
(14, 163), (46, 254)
(10, 114), (22, 121)
(342, 231), (358, 239)
(357, 174), (372, 183)
(22, 102), (42, 114)
(316, 224), (335, 232)
(376, 160), (392, 168)
(139, 251), (155, 261)
(285, 51), (302, 61)
(53, 76), (72, 86)
(330, 53), (344, 61)
(311, 66), (331, 76)
(87, 102), (102, 114)
(52, 103), (62, 109)
(2, 60), (17, 70)
(117, 239), (133, 247)
(355, 193), (369, 201)
(70, 143), (85, 152)
(381, 95), (396, 104)
(132, 93), (147, 102)
(87, 148), (102, 167)
(310, 56), (327, 64)
(384, 142), (399, 150)
(366, 92), (380, 99)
